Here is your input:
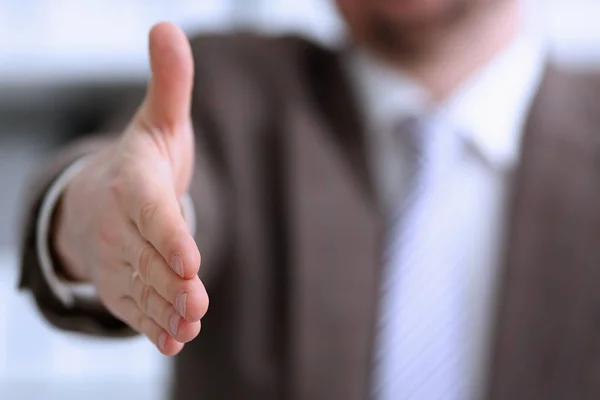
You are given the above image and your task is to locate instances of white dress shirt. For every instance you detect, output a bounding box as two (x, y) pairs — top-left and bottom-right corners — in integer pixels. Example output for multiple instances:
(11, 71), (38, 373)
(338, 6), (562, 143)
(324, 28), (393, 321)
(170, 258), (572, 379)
(346, 26), (545, 399)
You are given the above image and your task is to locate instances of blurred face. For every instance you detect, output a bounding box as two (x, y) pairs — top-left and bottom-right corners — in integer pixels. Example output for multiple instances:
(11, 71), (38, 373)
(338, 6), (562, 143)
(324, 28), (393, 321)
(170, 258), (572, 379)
(336, 0), (493, 58)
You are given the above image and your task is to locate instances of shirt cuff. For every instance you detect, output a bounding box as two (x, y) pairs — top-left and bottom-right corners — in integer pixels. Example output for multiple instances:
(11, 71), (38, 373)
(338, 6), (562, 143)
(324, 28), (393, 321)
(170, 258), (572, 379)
(36, 157), (197, 309)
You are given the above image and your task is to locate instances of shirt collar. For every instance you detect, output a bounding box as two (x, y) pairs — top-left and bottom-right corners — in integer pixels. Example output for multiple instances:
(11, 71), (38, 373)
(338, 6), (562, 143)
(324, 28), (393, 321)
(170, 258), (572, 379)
(440, 28), (546, 167)
(346, 26), (547, 169)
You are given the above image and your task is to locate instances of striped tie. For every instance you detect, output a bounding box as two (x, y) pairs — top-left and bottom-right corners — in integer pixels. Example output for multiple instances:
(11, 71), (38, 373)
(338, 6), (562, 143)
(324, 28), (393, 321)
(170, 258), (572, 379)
(372, 115), (470, 400)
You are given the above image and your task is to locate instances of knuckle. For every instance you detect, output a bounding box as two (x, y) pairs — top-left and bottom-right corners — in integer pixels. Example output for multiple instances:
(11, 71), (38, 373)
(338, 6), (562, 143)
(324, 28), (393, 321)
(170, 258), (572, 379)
(107, 160), (139, 202)
(140, 285), (153, 314)
(106, 172), (125, 201)
(138, 200), (159, 232)
(137, 244), (155, 282)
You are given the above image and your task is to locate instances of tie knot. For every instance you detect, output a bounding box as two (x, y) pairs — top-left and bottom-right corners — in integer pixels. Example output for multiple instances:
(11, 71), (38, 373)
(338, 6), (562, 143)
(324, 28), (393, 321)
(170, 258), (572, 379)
(393, 114), (437, 163)
(394, 114), (462, 168)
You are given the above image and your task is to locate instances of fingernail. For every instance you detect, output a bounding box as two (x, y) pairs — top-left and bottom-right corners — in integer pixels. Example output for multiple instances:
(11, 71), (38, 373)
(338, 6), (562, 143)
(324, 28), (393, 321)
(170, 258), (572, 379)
(175, 292), (187, 318)
(171, 254), (184, 278)
(158, 333), (167, 351)
(169, 314), (180, 336)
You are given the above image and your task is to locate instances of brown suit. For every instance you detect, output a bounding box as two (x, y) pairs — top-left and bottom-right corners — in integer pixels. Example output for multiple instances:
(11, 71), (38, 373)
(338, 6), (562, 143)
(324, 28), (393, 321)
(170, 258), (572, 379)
(18, 33), (600, 400)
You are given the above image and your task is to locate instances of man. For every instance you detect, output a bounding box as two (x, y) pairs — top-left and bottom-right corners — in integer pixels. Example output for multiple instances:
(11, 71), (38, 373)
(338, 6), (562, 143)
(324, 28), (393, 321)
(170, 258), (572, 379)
(17, 0), (600, 399)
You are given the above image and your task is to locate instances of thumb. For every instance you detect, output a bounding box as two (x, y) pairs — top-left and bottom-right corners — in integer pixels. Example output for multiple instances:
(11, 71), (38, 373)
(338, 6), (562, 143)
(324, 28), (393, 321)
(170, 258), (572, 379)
(141, 22), (194, 130)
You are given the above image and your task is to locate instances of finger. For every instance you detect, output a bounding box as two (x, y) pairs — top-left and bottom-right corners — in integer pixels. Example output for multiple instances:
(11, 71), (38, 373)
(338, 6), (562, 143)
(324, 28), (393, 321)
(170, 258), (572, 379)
(128, 268), (202, 343)
(139, 22), (194, 131)
(126, 172), (201, 280)
(123, 229), (208, 322)
(113, 297), (184, 356)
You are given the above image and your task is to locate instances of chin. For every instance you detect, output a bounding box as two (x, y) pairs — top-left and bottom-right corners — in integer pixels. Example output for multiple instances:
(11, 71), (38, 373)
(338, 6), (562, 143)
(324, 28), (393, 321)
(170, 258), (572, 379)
(376, 0), (455, 19)
(336, 0), (482, 58)
(336, 0), (474, 30)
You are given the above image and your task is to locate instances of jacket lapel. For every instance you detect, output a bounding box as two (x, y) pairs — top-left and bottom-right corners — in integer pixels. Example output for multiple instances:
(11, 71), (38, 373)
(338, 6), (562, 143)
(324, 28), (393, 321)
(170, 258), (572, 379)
(486, 66), (600, 400)
(284, 45), (383, 400)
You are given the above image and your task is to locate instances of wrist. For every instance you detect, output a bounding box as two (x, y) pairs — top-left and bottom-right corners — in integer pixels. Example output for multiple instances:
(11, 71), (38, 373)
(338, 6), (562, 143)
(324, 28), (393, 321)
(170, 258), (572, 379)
(51, 192), (90, 283)
(49, 147), (115, 283)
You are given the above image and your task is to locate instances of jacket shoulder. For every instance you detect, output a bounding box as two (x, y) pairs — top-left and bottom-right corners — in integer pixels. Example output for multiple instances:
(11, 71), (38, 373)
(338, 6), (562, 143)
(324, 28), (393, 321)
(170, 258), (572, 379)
(187, 32), (341, 136)
(188, 31), (331, 78)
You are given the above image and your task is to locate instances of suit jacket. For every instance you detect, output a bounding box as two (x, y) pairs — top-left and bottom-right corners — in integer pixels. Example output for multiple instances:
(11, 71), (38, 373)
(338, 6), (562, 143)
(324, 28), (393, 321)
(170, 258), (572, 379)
(18, 33), (600, 400)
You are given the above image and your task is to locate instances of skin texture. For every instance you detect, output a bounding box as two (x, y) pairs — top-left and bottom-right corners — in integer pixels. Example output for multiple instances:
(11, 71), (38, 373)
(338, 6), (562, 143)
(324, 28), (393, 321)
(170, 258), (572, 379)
(54, 23), (207, 356)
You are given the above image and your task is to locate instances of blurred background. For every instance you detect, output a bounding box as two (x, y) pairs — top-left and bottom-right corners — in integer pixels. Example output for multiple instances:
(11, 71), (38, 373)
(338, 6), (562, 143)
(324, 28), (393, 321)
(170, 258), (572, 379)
(0, 0), (597, 399)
